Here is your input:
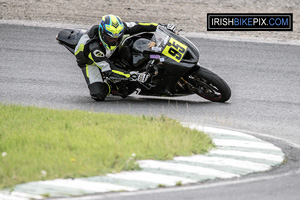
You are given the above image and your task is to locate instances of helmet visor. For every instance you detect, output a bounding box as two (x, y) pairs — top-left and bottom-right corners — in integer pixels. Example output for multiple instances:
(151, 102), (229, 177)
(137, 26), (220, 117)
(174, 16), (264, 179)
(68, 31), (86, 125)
(103, 35), (120, 46)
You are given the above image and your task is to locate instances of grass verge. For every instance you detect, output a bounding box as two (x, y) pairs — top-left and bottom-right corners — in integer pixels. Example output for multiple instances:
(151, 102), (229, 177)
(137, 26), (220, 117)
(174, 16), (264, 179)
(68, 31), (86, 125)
(0, 104), (214, 189)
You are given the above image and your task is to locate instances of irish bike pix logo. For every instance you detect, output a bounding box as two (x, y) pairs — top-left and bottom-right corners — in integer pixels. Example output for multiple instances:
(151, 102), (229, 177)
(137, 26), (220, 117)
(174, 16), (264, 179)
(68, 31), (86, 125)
(207, 13), (293, 31)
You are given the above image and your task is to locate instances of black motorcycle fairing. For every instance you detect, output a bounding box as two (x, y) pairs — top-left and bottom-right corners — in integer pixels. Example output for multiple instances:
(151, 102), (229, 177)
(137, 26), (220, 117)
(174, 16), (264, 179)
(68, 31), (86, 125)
(119, 33), (154, 68)
(168, 32), (200, 64)
(119, 33), (198, 74)
(138, 75), (192, 96)
(117, 29), (201, 96)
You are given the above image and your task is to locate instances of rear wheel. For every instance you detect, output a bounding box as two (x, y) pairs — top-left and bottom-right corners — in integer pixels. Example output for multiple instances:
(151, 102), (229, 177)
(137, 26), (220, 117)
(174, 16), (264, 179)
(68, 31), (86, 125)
(188, 67), (231, 102)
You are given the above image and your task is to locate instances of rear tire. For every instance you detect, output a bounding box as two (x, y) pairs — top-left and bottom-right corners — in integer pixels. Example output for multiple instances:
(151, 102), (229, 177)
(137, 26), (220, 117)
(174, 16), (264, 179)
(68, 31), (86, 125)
(189, 67), (231, 102)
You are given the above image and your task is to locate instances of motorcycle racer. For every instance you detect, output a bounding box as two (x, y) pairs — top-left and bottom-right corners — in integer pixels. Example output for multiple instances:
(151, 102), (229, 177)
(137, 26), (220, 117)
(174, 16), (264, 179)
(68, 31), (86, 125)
(74, 14), (176, 101)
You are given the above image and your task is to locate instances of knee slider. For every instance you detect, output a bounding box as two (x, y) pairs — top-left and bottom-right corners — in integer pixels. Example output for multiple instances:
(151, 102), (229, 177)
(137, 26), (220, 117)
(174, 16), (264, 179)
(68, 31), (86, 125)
(88, 82), (109, 101)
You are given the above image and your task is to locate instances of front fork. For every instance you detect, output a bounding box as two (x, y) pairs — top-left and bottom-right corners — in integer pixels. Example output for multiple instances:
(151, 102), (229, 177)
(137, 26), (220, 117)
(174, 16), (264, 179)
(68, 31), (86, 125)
(179, 77), (195, 93)
(177, 63), (201, 93)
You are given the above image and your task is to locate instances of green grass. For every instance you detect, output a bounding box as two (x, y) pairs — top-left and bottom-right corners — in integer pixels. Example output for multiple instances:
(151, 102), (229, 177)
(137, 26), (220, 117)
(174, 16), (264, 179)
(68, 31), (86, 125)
(0, 104), (214, 189)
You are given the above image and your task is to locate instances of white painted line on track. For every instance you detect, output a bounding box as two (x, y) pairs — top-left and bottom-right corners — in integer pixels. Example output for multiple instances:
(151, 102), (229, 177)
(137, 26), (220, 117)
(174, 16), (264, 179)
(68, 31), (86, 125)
(174, 155), (271, 171)
(0, 193), (30, 200)
(107, 171), (195, 186)
(8, 192), (43, 200)
(192, 126), (258, 139)
(39, 179), (136, 193)
(209, 149), (284, 162)
(138, 160), (239, 179)
(213, 138), (281, 151)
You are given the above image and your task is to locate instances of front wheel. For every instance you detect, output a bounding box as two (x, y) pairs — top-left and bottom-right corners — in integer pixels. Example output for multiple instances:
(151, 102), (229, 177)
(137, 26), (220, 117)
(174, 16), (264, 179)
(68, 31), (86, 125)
(188, 67), (231, 102)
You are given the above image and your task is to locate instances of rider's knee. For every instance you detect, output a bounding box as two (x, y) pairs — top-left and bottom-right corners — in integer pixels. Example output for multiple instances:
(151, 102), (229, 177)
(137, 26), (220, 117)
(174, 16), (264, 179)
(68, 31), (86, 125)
(88, 82), (109, 101)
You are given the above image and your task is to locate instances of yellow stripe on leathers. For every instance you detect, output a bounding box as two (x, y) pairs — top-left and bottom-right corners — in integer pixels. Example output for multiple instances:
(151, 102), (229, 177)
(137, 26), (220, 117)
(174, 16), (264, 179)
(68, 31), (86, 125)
(112, 70), (130, 78)
(138, 23), (158, 26)
(86, 65), (89, 78)
(75, 43), (84, 56)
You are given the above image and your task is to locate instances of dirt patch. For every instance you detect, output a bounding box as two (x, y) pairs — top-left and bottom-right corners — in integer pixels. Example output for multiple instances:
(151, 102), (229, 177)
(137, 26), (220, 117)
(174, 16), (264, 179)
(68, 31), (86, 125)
(1, 0), (299, 40)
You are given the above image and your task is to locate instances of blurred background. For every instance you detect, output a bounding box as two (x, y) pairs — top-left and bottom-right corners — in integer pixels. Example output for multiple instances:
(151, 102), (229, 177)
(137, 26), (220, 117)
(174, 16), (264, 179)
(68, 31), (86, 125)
(1, 0), (299, 40)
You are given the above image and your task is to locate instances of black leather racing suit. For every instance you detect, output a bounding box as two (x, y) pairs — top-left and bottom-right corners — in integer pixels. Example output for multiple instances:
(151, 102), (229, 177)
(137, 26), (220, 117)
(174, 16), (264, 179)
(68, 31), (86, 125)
(74, 22), (158, 101)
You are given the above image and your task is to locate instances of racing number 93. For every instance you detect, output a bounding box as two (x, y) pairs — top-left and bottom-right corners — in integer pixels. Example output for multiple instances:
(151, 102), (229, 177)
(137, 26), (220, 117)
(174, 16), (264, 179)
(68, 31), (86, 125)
(162, 37), (187, 63)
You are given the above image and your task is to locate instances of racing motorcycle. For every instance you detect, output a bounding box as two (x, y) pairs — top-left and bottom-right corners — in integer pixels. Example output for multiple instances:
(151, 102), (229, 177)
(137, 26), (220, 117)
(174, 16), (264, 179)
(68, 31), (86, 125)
(56, 25), (231, 102)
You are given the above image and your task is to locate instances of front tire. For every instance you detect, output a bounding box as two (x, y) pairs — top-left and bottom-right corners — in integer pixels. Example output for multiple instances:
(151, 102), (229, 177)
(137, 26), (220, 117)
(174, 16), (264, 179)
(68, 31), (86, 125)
(189, 67), (231, 102)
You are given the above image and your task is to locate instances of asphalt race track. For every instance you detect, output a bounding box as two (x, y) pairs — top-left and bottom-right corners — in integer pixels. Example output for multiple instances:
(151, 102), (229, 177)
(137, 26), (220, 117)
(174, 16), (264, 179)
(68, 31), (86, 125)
(1, 24), (300, 200)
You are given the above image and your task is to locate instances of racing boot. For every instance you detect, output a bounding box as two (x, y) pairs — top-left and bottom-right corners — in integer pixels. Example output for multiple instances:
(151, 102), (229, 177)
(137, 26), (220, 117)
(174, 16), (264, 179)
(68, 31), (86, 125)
(105, 80), (128, 98)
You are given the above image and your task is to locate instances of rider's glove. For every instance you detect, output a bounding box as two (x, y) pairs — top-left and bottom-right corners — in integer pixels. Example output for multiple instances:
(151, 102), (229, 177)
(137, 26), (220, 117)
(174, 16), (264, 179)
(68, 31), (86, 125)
(166, 24), (176, 33)
(130, 71), (149, 83)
